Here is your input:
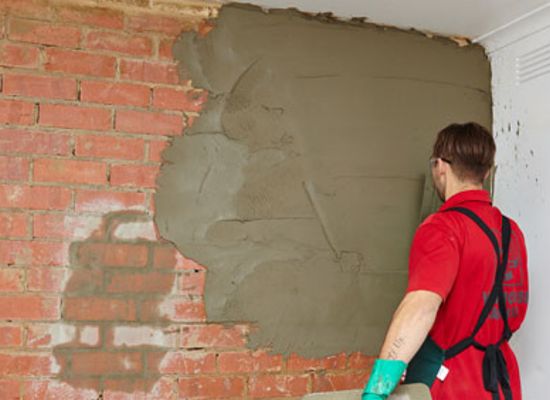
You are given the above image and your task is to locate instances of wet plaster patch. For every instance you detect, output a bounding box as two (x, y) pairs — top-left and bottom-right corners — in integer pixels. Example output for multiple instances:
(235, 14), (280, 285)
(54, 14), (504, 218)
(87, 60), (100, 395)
(154, 4), (492, 357)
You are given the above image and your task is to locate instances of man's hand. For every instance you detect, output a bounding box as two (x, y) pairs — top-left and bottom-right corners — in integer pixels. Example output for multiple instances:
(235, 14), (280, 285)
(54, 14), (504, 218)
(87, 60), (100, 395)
(362, 395), (383, 400)
(361, 359), (407, 400)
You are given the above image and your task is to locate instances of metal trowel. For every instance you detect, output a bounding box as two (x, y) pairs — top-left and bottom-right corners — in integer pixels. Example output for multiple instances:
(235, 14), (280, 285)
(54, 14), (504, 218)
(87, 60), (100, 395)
(302, 383), (432, 400)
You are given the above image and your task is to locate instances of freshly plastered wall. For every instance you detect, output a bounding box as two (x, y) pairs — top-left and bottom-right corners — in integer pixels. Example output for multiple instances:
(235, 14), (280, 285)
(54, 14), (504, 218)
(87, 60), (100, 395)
(482, 6), (550, 398)
(154, 3), (492, 358)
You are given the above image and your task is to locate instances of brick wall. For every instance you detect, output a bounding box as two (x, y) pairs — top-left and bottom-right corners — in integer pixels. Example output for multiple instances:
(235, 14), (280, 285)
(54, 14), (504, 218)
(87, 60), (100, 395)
(0, 1), (374, 398)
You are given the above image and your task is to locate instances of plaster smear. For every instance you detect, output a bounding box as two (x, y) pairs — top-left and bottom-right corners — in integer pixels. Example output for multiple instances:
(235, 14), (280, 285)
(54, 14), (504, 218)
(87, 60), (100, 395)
(155, 4), (492, 357)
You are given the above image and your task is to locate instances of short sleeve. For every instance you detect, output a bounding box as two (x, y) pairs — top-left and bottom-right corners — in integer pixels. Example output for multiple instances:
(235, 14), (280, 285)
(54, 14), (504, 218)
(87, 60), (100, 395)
(407, 220), (460, 301)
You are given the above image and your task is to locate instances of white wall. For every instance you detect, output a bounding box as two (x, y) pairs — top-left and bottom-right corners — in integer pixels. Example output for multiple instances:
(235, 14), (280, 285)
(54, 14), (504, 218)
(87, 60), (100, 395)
(231, 0), (550, 39)
(482, 7), (550, 398)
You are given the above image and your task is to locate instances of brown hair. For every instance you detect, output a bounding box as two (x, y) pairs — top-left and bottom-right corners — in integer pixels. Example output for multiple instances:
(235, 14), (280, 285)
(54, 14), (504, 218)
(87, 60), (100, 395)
(432, 122), (495, 183)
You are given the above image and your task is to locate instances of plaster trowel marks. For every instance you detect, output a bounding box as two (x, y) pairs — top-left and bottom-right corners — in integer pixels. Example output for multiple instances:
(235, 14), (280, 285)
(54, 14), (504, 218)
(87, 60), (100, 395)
(154, 3), (491, 357)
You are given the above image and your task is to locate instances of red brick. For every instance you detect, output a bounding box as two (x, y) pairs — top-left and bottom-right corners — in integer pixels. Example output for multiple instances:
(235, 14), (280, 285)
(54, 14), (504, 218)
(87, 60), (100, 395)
(218, 350), (283, 373)
(102, 378), (149, 394)
(75, 190), (146, 213)
(197, 20), (215, 38)
(107, 271), (173, 294)
(178, 376), (245, 399)
(64, 268), (104, 295)
(0, 212), (27, 237)
(25, 324), (58, 348)
(39, 103), (112, 131)
(148, 351), (216, 374)
(9, 18), (81, 47)
(45, 48), (116, 77)
(0, 379), (19, 399)
(110, 164), (159, 188)
(22, 380), (99, 400)
(0, 0), (55, 20)
(153, 246), (204, 271)
(27, 267), (67, 292)
(34, 158), (107, 185)
(71, 351), (142, 375)
(116, 109), (183, 136)
(0, 353), (55, 376)
(64, 297), (136, 321)
(148, 140), (170, 162)
(348, 352), (375, 370)
(60, 379), (102, 393)
(0, 268), (24, 291)
(58, 6), (124, 29)
(0, 43), (39, 68)
(33, 213), (64, 238)
(126, 14), (184, 35)
(85, 31), (152, 57)
(0, 15), (5, 40)
(0, 99), (34, 125)
(178, 271), (205, 296)
(81, 81), (150, 108)
(180, 324), (249, 348)
(103, 376), (173, 399)
(0, 156), (29, 181)
(140, 298), (205, 322)
(0, 184), (72, 210)
(120, 59), (179, 84)
(153, 88), (207, 112)
(150, 377), (175, 400)
(76, 242), (149, 268)
(0, 129), (70, 156)
(0, 240), (68, 266)
(3, 74), (77, 100)
(287, 353), (347, 372)
(158, 38), (175, 60)
(33, 213), (101, 239)
(0, 326), (23, 347)
(76, 135), (145, 161)
(311, 371), (371, 393)
(249, 374), (310, 398)
(0, 295), (60, 320)
(153, 246), (179, 270)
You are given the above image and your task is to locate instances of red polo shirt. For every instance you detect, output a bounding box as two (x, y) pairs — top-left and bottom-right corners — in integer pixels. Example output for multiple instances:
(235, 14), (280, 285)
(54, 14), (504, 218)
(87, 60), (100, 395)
(407, 190), (528, 400)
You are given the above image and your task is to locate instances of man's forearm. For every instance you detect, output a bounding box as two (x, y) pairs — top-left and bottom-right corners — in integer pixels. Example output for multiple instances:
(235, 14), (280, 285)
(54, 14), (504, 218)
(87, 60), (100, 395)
(378, 290), (442, 363)
(361, 290), (442, 400)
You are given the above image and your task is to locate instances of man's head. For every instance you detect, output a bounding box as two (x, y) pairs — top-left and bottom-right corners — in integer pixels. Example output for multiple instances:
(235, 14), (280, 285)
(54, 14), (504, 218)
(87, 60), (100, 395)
(430, 122), (495, 201)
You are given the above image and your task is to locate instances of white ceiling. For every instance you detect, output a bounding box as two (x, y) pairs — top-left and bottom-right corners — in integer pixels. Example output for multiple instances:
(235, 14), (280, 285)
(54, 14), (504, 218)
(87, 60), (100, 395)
(231, 0), (550, 40)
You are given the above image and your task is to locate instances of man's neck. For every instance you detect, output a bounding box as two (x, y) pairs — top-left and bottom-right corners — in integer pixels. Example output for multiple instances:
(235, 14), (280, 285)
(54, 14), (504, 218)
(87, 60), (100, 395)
(445, 182), (483, 201)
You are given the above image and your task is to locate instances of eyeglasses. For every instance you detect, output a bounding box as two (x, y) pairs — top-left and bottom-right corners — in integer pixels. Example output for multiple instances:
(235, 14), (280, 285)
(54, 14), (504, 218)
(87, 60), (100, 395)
(429, 157), (453, 167)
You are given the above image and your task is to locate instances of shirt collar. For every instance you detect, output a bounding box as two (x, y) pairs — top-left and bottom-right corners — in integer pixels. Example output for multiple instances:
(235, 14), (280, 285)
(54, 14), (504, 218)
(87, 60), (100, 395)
(439, 189), (492, 211)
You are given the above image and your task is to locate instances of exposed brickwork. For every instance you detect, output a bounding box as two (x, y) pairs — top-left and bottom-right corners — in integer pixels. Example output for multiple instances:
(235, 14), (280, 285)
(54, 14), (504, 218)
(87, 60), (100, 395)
(0, 0), (375, 398)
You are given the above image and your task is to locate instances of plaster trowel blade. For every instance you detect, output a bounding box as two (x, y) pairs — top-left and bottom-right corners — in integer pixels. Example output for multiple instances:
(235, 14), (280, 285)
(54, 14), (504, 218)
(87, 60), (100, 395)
(301, 383), (431, 400)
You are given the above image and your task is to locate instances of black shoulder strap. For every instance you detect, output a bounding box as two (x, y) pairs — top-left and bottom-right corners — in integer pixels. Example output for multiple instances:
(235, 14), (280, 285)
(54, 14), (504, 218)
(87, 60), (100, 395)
(498, 215), (513, 341)
(443, 207), (512, 359)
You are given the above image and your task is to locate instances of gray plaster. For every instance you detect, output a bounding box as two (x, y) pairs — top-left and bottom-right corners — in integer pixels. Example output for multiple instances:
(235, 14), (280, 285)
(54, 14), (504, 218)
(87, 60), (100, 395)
(154, 4), (491, 357)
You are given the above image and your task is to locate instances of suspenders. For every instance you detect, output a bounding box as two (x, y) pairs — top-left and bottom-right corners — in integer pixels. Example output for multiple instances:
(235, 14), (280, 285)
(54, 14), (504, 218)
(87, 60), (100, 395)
(443, 207), (513, 400)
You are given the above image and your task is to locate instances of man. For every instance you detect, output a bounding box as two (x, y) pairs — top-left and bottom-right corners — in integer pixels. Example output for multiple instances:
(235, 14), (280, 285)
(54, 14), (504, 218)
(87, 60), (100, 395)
(362, 122), (529, 400)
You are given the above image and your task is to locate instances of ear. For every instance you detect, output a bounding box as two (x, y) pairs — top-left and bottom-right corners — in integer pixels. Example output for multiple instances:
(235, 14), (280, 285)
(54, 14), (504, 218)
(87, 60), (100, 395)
(436, 159), (448, 176)
(483, 168), (492, 181)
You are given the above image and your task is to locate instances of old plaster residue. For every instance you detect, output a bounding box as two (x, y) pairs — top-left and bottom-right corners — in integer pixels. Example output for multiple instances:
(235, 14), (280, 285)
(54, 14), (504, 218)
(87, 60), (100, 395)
(155, 4), (492, 357)
(51, 210), (187, 395)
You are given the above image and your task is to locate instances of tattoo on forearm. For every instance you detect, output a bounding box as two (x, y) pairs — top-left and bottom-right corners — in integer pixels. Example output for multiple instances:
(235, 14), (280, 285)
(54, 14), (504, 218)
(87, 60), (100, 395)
(386, 337), (405, 360)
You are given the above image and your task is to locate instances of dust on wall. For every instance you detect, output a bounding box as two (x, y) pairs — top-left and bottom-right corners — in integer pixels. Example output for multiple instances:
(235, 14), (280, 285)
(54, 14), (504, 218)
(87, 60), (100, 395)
(154, 3), (492, 357)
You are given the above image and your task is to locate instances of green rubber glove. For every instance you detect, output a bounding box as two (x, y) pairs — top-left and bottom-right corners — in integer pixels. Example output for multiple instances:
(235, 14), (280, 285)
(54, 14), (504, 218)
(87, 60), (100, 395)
(362, 395), (384, 400)
(362, 358), (407, 400)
